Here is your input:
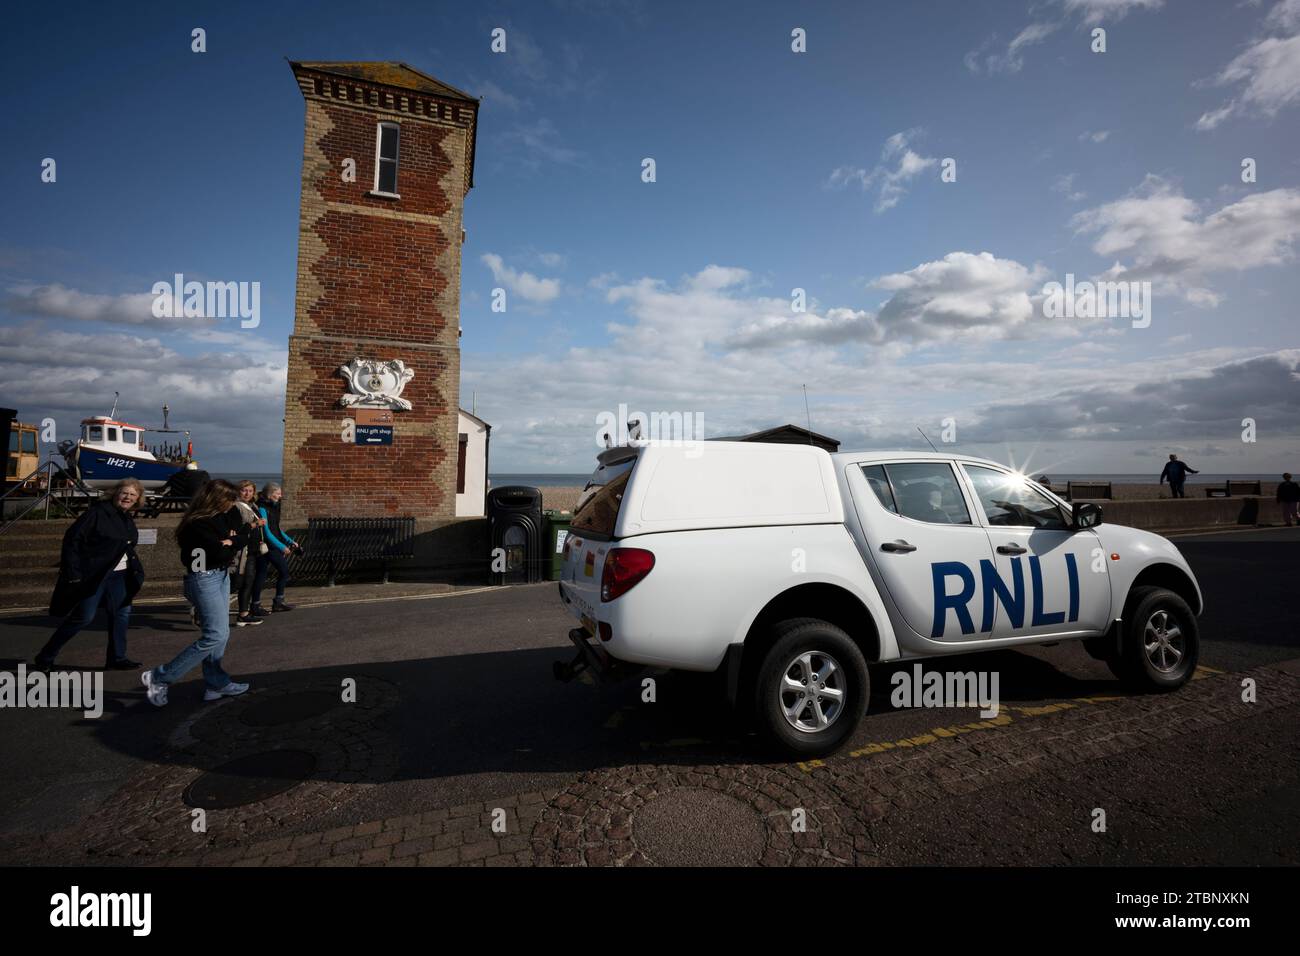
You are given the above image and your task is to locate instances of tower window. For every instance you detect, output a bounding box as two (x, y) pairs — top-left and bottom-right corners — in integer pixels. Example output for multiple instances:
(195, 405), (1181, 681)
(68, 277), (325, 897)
(373, 122), (400, 196)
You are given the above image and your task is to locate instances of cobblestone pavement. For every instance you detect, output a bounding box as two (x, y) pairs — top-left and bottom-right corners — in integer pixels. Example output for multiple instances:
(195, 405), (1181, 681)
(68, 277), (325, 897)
(3, 660), (1295, 867)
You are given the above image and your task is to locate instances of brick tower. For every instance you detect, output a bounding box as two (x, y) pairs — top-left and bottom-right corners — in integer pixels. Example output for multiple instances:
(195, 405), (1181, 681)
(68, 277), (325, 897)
(281, 61), (478, 523)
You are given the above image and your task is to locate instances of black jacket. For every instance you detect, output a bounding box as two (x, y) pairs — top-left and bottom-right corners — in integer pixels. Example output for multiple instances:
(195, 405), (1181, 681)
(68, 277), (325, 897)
(48, 501), (145, 618)
(177, 508), (246, 572)
(1278, 481), (1300, 503)
(1160, 461), (1198, 484)
(163, 468), (210, 501)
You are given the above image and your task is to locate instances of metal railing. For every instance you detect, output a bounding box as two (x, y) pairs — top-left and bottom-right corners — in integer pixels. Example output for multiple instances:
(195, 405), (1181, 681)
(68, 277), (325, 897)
(0, 461), (98, 537)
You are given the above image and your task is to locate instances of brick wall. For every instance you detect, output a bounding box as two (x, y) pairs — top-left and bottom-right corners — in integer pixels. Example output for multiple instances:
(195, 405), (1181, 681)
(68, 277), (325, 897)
(281, 66), (475, 522)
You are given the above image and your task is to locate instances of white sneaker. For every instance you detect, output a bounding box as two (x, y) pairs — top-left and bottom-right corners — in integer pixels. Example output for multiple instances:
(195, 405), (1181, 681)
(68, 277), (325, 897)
(141, 669), (168, 707)
(204, 681), (250, 701)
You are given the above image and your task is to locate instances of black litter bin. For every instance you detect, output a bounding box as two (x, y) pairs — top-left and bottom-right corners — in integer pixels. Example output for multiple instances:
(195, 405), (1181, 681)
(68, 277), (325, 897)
(487, 486), (544, 584)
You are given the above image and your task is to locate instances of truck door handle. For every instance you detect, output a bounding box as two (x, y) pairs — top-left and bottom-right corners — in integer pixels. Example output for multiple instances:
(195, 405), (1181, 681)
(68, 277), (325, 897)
(880, 540), (917, 553)
(996, 543), (1028, 555)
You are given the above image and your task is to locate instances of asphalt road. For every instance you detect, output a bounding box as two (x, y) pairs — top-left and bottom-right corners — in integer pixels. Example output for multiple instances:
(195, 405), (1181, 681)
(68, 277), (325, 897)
(0, 525), (1296, 863)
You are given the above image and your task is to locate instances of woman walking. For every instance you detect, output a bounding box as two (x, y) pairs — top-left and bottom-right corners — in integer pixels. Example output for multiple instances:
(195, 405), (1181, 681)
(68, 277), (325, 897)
(231, 480), (266, 627)
(37, 478), (146, 670)
(141, 479), (250, 706)
(251, 482), (301, 615)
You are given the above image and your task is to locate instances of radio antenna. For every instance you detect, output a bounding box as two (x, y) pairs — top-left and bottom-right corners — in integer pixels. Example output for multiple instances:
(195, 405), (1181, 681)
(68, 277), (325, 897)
(109, 391), (120, 420)
(802, 385), (813, 444)
(916, 425), (939, 452)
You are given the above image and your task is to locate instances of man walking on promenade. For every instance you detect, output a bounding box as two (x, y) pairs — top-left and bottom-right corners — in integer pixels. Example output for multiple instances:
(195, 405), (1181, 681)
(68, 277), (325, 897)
(1159, 454), (1199, 499)
(1278, 473), (1300, 527)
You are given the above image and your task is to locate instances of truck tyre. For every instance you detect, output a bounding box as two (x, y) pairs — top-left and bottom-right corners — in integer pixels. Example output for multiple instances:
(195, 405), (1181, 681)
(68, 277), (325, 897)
(1108, 586), (1199, 691)
(754, 618), (868, 757)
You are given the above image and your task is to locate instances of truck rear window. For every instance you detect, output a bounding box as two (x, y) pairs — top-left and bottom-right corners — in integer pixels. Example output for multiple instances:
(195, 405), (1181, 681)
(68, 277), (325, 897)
(571, 471), (630, 538)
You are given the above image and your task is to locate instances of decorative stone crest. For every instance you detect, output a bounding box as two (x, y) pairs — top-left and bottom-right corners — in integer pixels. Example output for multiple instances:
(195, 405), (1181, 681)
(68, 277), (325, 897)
(338, 357), (415, 411)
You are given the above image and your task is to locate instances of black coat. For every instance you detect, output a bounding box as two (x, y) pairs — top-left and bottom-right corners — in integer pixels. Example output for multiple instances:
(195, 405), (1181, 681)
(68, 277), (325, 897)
(163, 469), (210, 500)
(48, 500), (146, 618)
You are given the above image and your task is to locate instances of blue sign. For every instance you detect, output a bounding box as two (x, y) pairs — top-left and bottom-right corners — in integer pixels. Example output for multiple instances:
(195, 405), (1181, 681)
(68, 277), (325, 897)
(355, 425), (393, 446)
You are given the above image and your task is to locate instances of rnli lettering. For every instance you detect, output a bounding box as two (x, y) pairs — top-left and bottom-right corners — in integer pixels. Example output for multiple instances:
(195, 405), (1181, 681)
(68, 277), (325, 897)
(931, 554), (1079, 637)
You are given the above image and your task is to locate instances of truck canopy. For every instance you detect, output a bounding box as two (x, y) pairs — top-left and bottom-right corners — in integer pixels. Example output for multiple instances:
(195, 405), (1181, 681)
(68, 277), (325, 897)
(586, 441), (844, 539)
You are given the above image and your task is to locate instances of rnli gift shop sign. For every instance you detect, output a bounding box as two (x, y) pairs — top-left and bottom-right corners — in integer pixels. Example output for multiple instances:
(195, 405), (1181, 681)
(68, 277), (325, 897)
(340, 358), (407, 446)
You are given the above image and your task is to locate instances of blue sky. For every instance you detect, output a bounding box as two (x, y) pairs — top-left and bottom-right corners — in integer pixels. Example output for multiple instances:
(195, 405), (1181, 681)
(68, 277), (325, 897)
(2, 0), (1298, 476)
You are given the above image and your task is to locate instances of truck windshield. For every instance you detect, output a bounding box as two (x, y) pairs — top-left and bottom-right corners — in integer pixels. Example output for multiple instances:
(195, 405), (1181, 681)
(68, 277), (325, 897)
(571, 471), (630, 538)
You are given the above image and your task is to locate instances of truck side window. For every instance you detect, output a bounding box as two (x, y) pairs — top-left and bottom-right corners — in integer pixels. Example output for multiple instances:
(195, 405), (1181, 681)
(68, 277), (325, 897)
(964, 465), (1069, 529)
(885, 462), (971, 525)
(860, 464), (898, 513)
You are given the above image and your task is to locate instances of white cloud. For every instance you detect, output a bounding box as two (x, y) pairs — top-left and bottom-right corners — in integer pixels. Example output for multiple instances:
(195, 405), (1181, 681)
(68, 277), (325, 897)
(1053, 172), (1087, 201)
(481, 253), (561, 303)
(724, 252), (1055, 349)
(0, 322), (287, 471)
(4, 282), (194, 328)
(1079, 129), (1110, 142)
(969, 22), (1061, 74)
(456, 252), (1300, 470)
(1060, 0), (1164, 25)
(474, 80), (525, 111)
(1071, 177), (1300, 304)
(870, 252), (1052, 342)
(499, 117), (582, 167)
(959, 350), (1300, 443)
(828, 130), (937, 213)
(1196, 0), (1300, 129)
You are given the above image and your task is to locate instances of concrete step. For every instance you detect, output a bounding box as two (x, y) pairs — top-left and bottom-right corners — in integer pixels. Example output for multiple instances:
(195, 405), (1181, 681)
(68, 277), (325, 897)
(0, 548), (61, 568)
(0, 565), (62, 584)
(0, 577), (184, 610)
(1, 521), (77, 537)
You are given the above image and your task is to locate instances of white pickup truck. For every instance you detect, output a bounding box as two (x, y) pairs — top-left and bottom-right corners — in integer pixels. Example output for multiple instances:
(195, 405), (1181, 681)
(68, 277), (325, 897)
(556, 441), (1203, 756)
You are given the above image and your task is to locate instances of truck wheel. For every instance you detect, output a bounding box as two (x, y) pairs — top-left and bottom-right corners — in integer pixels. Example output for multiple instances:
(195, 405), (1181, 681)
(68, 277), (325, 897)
(754, 618), (868, 758)
(1108, 586), (1199, 691)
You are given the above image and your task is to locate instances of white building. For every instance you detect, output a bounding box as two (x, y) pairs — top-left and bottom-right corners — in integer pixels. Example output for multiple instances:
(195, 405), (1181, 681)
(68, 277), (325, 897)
(455, 408), (491, 517)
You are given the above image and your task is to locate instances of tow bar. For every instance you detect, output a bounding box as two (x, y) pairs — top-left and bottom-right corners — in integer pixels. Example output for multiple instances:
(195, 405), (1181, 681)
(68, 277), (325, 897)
(553, 627), (628, 683)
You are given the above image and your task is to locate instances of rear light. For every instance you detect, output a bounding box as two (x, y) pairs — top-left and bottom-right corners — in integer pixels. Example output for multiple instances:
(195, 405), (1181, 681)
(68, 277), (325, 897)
(600, 547), (655, 602)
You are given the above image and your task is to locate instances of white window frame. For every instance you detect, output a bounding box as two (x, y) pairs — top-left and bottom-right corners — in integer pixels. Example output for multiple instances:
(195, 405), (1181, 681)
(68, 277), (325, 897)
(370, 121), (401, 199)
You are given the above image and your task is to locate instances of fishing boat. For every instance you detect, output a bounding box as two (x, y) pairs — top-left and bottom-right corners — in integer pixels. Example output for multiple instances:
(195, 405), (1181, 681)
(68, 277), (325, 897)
(58, 398), (194, 491)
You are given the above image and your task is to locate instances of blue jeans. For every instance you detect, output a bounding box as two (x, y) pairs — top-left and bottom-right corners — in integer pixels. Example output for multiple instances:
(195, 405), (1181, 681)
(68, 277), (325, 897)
(40, 570), (132, 664)
(252, 548), (290, 605)
(154, 570), (232, 689)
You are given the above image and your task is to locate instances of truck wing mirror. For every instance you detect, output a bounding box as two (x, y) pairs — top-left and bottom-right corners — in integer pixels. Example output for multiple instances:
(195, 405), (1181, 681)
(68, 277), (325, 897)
(1071, 501), (1103, 530)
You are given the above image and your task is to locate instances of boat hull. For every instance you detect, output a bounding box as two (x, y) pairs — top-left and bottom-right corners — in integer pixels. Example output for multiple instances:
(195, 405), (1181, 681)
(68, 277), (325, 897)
(72, 447), (182, 490)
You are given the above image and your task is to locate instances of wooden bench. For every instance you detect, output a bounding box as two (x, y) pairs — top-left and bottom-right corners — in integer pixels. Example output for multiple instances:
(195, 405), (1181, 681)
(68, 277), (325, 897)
(306, 516), (416, 586)
(1065, 481), (1112, 501)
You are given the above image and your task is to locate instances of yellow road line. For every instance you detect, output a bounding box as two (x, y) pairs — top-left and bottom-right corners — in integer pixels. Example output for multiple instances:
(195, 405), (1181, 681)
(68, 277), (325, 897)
(795, 665), (1225, 774)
